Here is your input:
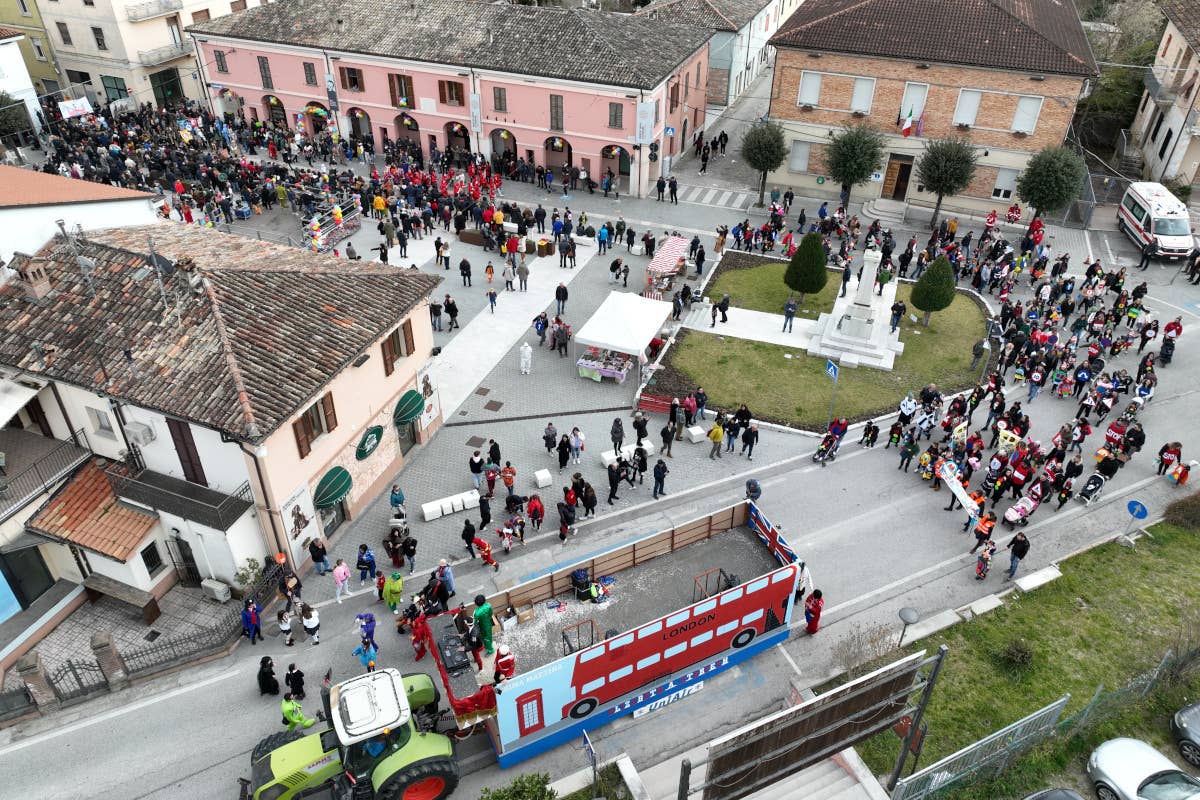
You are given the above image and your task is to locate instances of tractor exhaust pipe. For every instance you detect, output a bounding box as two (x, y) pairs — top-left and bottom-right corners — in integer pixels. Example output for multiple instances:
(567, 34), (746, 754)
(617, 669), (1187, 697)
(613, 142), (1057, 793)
(321, 669), (333, 725)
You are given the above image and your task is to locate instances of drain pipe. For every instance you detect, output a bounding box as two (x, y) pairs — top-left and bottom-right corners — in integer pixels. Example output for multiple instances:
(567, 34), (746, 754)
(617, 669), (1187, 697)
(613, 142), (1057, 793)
(240, 441), (292, 573)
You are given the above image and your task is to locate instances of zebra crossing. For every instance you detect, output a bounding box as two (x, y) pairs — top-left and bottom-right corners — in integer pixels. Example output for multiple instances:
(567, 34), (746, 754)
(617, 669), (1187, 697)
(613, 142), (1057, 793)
(672, 183), (754, 211)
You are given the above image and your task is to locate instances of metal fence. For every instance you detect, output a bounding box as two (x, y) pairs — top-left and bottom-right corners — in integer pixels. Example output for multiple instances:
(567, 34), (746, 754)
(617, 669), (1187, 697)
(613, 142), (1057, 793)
(891, 696), (1070, 800)
(0, 429), (91, 522)
(47, 658), (108, 704)
(0, 686), (35, 722)
(1057, 649), (1179, 736)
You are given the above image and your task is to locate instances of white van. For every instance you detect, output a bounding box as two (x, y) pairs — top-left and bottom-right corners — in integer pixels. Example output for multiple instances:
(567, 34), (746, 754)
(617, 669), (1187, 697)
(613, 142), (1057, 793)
(1117, 181), (1194, 260)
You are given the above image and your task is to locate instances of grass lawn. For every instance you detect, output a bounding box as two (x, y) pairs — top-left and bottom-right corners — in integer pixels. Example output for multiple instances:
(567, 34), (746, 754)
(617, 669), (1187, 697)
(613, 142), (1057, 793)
(851, 520), (1200, 799)
(706, 252), (842, 321)
(654, 284), (987, 429)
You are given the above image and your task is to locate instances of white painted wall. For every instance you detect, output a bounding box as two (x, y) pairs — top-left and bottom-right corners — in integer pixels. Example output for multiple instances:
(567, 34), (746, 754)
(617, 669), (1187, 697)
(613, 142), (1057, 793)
(156, 506), (261, 585)
(83, 527), (172, 592)
(0, 35), (41, 135)
(51, 384), (125, 460)
(121, 405), (252, 495)
(1, 198), (161, 266)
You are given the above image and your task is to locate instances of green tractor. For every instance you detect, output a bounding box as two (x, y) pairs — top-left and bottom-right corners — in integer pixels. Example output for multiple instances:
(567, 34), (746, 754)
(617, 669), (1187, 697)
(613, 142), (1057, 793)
(245, 668), (459, 800)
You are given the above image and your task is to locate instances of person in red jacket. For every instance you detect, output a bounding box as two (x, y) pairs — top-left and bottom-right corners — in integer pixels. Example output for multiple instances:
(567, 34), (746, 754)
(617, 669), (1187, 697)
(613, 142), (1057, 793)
(493, 645), (516, 685)
(526, 494), (545, 531)
(1158, 442), (1183, 475)
(473, 537), (500, 571)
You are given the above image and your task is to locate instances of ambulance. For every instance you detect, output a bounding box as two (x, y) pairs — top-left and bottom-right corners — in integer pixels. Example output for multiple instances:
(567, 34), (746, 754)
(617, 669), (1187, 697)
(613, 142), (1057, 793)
(1117, 181), (1194, 260)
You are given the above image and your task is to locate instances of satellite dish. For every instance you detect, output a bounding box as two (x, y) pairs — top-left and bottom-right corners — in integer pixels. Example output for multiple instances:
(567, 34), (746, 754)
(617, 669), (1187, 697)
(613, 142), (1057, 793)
(76, 255), (96, 274)
(149, 253), (174, 276)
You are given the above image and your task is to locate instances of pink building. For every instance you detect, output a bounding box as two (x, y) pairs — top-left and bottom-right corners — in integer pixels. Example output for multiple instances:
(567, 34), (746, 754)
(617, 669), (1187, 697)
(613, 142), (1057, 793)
(188, 0), (712, 197)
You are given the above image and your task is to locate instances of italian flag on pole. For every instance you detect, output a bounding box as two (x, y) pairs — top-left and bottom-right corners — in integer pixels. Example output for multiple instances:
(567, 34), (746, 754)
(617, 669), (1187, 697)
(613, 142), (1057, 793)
(901, 107), (914, 137)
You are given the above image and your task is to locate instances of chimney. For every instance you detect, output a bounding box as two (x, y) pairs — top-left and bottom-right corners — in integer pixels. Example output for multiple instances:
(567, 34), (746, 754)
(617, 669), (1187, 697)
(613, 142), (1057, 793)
(16, 257), (53, 300)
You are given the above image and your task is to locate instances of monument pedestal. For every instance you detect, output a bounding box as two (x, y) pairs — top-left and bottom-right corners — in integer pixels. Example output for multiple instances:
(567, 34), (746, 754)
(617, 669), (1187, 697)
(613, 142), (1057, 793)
(807, 251), (905, 370)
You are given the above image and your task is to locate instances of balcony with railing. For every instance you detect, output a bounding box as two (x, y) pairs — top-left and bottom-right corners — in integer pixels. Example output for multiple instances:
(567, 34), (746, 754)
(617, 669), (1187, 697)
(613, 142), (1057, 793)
(138, 41), (191, 66)
(0, 428), (91, 523)
(1144, 65), (1179, 107)
(126, 0), (182, 21)
(104, 466), (253, 532)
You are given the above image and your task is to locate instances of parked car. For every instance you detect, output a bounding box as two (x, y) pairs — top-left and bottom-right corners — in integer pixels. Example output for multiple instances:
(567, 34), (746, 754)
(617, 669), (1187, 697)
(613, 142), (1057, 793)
(1173, 702), (1200, 768)
(1087, 738), (1200, 800)
(1023, 790), (1086, 800)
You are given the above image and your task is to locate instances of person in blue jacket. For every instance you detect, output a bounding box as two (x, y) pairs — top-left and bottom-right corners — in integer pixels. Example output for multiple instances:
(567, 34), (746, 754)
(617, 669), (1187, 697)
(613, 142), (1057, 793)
(241, 599), (263, 645)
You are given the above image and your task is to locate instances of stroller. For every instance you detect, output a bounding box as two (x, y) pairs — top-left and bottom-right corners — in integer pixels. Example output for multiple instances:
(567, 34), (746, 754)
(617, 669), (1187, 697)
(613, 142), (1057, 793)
(1160, 337), (1175, 365)
(1003, 496), (1039, 528)
(813, 433), (841, 467)
(1076, 472), (1107, 505)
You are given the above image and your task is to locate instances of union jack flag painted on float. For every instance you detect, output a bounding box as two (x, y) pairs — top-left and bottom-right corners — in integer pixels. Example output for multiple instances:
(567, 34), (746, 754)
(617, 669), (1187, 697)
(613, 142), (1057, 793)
(748, 502), (799, 566)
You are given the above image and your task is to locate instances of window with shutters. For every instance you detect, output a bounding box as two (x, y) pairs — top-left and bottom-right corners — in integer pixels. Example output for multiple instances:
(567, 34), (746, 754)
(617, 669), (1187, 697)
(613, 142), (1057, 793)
(550, 94), (563, 131)
(303, 62), (317, 86)
(900, 82), (928, 119)
(953, 89), (981, 126)
(493, 86), (507, 112)
(1010, 95), (1042, 134)
(992, 168), (1018, 199)
(608, 102), (623, 129)
(669, 83), (679, 112)
(797, 72), (821, 106)
(292, 393), (338, 459)
(788, 140), (810, 172)
(92, 27), (107, 50)
(339, 67), (364, 92)
(214, 50), (228, 73)
(56, 22), (72, 46)
(684, 73), (690, 99)
(230, 0), (246, 10)
(257, 55), (273, 90)
(381, 319), (415, 376)
(849, 78), (874, 114)
(191, 9), (209, 23)
(389, 73), (414, 107)
(438, 80), (464, 106)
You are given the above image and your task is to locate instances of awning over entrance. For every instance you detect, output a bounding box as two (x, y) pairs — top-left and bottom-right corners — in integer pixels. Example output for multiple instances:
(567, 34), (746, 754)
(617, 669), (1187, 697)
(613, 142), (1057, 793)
(0, 380), (40, 428)
(393, 390), (424, 426)
(0, 530), (56, 554)
(313, 466), (352, 509)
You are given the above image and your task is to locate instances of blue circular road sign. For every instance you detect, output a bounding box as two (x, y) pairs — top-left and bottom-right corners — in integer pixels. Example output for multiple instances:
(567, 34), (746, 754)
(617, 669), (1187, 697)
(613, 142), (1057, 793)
(1127, 500), (1148, 520)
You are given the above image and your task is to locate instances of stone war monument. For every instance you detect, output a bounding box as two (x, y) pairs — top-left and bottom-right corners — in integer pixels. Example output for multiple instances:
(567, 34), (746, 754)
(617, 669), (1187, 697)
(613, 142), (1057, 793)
(806, 249), (905, 370)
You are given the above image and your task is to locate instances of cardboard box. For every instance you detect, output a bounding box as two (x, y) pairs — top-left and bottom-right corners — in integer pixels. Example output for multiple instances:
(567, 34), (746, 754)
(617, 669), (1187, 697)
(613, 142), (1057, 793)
(516, 603), (536, 624)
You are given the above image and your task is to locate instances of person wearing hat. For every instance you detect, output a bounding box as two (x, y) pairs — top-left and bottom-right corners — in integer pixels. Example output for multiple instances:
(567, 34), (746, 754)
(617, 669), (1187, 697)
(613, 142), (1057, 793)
(382, 572), (405, 614)
(493, 645), (516, 684)
(436, 559), (456, 596)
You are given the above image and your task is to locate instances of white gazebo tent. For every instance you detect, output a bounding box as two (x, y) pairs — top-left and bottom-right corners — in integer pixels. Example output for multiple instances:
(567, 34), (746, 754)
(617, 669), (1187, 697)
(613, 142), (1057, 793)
(573, 292), (673, 381)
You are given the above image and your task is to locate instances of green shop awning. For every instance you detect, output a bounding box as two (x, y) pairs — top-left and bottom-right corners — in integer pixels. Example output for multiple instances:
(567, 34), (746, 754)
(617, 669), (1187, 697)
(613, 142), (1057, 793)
(393, 389), (424, 426)
(313, 466), (353, 509)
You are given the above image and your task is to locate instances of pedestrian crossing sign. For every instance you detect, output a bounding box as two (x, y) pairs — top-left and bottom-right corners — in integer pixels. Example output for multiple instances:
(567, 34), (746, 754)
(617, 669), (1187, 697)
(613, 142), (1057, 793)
(826, 360), (839, 381)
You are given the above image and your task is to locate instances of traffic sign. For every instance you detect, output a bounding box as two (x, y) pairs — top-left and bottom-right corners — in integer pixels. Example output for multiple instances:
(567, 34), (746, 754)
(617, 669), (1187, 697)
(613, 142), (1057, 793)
(825, 360), (839, 381)
(1127, 500), (1148, 519)
(665, 126), (675, 137)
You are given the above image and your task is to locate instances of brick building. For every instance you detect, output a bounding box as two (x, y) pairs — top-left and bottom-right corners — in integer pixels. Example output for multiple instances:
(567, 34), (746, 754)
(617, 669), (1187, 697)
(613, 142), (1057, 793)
(766, 0), (1097, 214)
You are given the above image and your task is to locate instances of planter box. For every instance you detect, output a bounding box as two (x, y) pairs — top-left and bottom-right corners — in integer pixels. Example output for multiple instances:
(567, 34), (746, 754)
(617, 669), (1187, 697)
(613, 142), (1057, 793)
(537, 241), (554, 257)
(458, 229), (485, 246)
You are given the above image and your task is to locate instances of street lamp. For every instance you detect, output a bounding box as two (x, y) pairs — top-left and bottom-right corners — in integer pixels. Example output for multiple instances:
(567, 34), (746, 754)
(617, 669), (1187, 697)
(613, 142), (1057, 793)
(898, 607), (920, 647)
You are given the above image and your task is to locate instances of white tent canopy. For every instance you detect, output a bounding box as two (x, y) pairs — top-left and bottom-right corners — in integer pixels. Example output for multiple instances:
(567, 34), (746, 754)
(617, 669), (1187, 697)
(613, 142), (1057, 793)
(574, 292), (673, 355)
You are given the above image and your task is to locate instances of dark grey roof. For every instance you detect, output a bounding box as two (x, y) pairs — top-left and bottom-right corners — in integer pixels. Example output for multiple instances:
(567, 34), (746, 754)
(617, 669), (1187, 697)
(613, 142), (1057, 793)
(635, 0), (772, 33)
(770, 0), (1097, 78)
(1, 225), (440, 442)
(188, 0), (713, 90)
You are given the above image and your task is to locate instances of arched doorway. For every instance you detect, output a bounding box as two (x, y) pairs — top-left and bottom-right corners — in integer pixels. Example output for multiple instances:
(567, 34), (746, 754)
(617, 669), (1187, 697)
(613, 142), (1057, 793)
(263, 95), (287, 129)
(303, 101), (330, 136)
(544, 136), (572, 172)
(600, 145), (631, 193)
(347, 107), (371, 140)
(490, 128), (516, 158)
(394, 113), (420, 146)
(444, 121), (471, 158)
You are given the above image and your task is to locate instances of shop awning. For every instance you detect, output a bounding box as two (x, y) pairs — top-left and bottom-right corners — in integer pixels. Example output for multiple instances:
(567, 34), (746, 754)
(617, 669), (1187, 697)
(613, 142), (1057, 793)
(0, 379), (40, 429)
(313, 467), (352, 509)
(393, 389), (424, 426)
(574, 292), (674, 356)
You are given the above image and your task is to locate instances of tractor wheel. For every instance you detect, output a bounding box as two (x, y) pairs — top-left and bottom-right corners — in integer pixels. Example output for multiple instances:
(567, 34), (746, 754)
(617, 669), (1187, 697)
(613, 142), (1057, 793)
(250, 730), (305, 762)
(376, 757), (459, 800)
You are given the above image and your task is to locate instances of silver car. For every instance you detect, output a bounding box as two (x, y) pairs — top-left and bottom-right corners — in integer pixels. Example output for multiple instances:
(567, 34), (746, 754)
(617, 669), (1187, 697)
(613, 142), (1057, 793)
(1087, 738), (1200, 800)
(1173, 703), (1200, 768)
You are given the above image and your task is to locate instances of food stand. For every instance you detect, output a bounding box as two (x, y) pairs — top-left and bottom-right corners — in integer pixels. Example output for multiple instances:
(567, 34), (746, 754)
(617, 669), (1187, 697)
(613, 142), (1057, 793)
(573, 292), (673, 383)
(643, 235), (691, 300)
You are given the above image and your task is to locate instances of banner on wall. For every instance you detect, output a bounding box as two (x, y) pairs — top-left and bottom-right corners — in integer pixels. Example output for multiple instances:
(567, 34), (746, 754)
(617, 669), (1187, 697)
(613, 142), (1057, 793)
(635, 101), (655, 144)
(281, 483), (318, 564)
(418, 365), (441, 431)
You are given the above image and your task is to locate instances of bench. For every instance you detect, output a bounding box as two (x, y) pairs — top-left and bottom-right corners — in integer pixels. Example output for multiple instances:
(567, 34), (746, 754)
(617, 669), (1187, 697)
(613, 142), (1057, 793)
(83, 573), (160, 625)
(686, 425), (708, 443)
(421, 489), (480, 521)
(600, 442), (656, 467)
(636, 393), (673, 414)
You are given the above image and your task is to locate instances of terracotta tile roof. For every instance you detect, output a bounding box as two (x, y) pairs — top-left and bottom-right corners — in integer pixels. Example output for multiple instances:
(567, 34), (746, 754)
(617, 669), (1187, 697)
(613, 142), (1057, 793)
(0, 26), (23, 40)
(188, 0), (713, 90)
(1161, 0), (1200, 52)
(770, 0), (1097, 78)
(0, 165), (156, 208)
(636, 0), (771, 32)
(29, 460), (158, 562)
(1, 225), (442, 441)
